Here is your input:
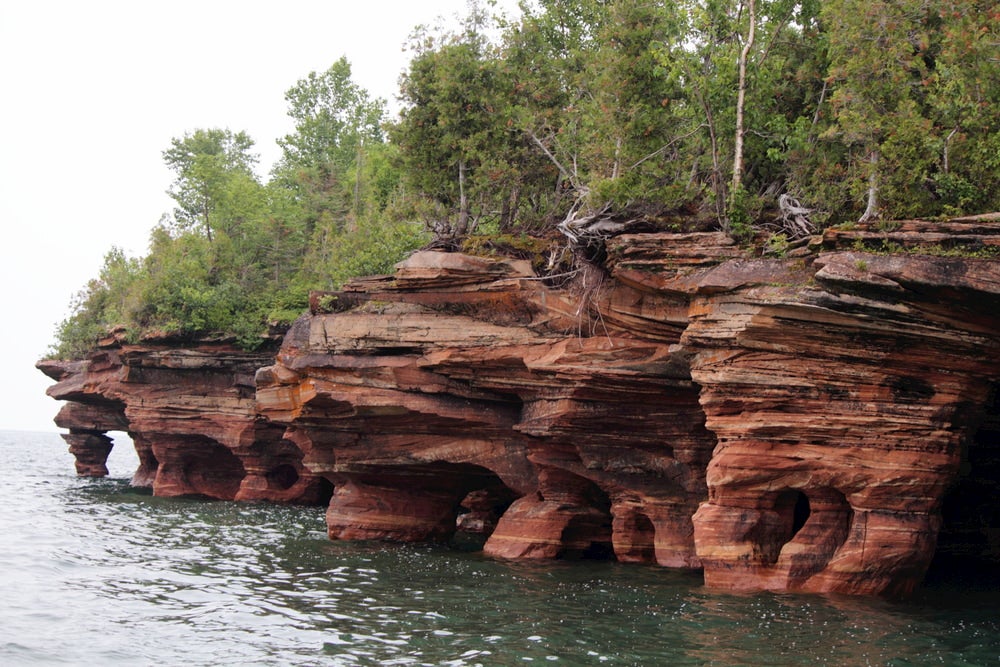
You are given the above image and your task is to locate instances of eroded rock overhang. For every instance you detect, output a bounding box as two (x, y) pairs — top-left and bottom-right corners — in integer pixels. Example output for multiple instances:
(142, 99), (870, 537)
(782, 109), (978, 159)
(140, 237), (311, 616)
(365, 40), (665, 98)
(39, 215), (1000, 596)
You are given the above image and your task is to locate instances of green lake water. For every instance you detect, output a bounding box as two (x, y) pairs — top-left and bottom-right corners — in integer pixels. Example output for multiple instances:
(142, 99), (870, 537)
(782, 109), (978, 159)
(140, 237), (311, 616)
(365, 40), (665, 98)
(2, 431), (998, 666)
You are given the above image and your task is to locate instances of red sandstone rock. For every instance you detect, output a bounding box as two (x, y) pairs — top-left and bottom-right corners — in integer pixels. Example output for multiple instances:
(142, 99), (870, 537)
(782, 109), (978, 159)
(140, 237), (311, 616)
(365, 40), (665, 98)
(38, 218), (1000, 597)
(37, 335), (330, 504)
(255, 251), (716, 563)
(682, 237), (1000, 595)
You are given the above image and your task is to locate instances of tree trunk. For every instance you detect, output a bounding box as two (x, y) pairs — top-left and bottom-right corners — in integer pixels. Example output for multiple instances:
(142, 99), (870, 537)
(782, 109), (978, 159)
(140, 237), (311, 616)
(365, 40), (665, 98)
(706, 107), (725, 224)
(352, 141), (363, 229)
(611, 135), (623, 180)
(456, 159), (470, 237)
(943, 127), (958, 174)
(732, 0), (756, 195)
(202, 200), (213, 243)
(859, 150), (880, 223)
(500, 185), (520, 233)
(693, 55), (726, 224)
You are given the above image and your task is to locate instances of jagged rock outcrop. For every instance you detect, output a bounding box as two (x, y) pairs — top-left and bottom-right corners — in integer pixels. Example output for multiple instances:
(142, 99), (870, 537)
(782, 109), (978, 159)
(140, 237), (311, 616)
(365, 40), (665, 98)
(39, 214), (1000, 596)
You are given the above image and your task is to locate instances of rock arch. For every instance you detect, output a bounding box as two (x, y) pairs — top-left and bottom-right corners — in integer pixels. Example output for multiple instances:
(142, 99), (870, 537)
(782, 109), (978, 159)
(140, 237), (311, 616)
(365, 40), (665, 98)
(326, 462), (519, 544)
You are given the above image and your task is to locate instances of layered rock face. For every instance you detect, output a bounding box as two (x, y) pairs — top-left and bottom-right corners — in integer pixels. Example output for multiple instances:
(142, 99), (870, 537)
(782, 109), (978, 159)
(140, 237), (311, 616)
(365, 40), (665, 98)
(39, 215), (1000, 596)
(37, 333), (332, 504)
(255, 253), (715, 566)
(602, 219), (1000, 596)
(682, 256), (1000, 596)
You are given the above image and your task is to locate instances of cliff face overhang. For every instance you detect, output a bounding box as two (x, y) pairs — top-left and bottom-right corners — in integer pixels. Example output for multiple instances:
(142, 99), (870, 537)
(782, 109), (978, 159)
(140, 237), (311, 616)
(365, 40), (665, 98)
(37, 333), (333, 504)
(684, 252), (1000, 596)
(38, 215), (1000, 597)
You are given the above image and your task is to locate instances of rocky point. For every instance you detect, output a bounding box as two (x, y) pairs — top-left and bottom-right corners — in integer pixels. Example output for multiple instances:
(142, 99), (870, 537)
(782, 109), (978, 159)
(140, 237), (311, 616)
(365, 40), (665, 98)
(39, 214), (1000, 597)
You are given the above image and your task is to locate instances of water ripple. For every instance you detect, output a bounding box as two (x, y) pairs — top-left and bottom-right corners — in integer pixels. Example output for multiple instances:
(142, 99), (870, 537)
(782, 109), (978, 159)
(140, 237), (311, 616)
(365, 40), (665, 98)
(3, 432), (1000, 665)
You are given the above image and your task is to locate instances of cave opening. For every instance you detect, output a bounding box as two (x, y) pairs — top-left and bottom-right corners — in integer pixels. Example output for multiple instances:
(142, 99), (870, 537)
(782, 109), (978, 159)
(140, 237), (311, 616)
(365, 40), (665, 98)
(267, 463), (300, 490)
(370, 461), (520, 549)
(561, 512), (616, 560)
(315, 477), (335, 506)
(925, 382), (1000, 588)
(554, 478), (614, 561)
(776, 486), (852, 582)
(793, 491), (811, 536)
(181, 437), (246, 500)
(776, 488), (812, 544)
(452, 483), (516, 551)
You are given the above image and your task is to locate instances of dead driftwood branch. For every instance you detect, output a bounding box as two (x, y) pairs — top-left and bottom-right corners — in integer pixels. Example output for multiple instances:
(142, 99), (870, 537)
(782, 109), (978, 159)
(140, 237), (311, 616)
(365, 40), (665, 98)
(778, 193), (816, 238)
(557, 204), (640, 248)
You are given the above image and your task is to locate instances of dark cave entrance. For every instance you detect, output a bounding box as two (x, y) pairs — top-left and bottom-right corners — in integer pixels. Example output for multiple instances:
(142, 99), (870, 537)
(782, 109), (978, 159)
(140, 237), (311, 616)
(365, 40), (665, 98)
(315, 476), (335, 506)
(361, 461), (520, 550)
(554, 477), (615, 561)
(266, 463), (300, 490)
(776, 488), (812, 543)
(452, 479), (517, 551)
(793, 491), (812, 536)
(630, 513), (657, 563)
(925, 382), (1000, 588)
(562, 512), (616, 560)
(181, 437), (246, 500)
(770, 486), (851, 579)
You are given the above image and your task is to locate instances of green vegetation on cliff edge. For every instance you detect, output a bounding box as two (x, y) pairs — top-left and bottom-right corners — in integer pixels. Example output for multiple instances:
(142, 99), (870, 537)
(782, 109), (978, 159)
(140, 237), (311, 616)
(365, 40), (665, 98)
(51, 0), (1000, 359)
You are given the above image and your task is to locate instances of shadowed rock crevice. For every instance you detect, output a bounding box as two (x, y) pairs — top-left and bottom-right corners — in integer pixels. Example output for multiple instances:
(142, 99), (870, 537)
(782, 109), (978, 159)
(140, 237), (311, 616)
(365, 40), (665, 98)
(267, 464), (299, 490)
(161, 435), (246, 500)
(927, 381), (1000, 585)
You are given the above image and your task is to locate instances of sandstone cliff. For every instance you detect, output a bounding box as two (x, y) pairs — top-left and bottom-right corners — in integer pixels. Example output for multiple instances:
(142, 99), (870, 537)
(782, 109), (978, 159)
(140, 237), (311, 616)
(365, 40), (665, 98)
(37, 332), (332, 504)
(39, 215), (1000, 596)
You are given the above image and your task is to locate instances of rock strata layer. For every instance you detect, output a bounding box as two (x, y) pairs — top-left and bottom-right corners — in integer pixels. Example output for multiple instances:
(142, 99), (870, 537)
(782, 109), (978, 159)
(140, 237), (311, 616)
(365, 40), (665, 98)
(38, 332), (332, 504)
(39, 217), (1000, 596)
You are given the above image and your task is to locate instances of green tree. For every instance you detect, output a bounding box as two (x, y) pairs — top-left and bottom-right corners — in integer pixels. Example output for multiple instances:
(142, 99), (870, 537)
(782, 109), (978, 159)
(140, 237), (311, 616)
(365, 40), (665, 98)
(505, 0), (608, 207)
(821, 0), (936, 222)
(274, 57), (421, 293)
(584, 0), (693, 211)
(50, 247), (144, 358)
(393, 5), (513, 237)
(275, 57), (387, 227)
(928, 0), (1000, 214)
(278, 57), (385, 170)
(162, 128), (260, 241)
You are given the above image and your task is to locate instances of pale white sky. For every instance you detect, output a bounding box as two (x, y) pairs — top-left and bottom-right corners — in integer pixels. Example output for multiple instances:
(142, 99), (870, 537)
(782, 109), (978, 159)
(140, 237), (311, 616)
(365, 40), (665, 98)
(0, 0), (520, 432)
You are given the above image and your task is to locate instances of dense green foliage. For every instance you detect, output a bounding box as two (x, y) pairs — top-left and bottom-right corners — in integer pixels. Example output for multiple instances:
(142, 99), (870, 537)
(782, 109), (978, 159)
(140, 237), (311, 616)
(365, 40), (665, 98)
(389, 0), (999, 232)
(52, 59), (427, 358)
(51, 0), (1000, 358)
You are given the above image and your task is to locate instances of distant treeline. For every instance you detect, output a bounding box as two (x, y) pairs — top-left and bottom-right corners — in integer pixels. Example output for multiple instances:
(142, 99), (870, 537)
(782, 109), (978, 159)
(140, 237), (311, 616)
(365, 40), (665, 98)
(51, 0), (1000, 358)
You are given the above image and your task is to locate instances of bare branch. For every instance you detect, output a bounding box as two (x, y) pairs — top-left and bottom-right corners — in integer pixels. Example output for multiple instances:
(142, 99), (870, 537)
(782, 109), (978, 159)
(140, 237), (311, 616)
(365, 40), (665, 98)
(630, 123), (708, 170)
(778, 193), (816, 238)
(526, 129), (577, 188)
